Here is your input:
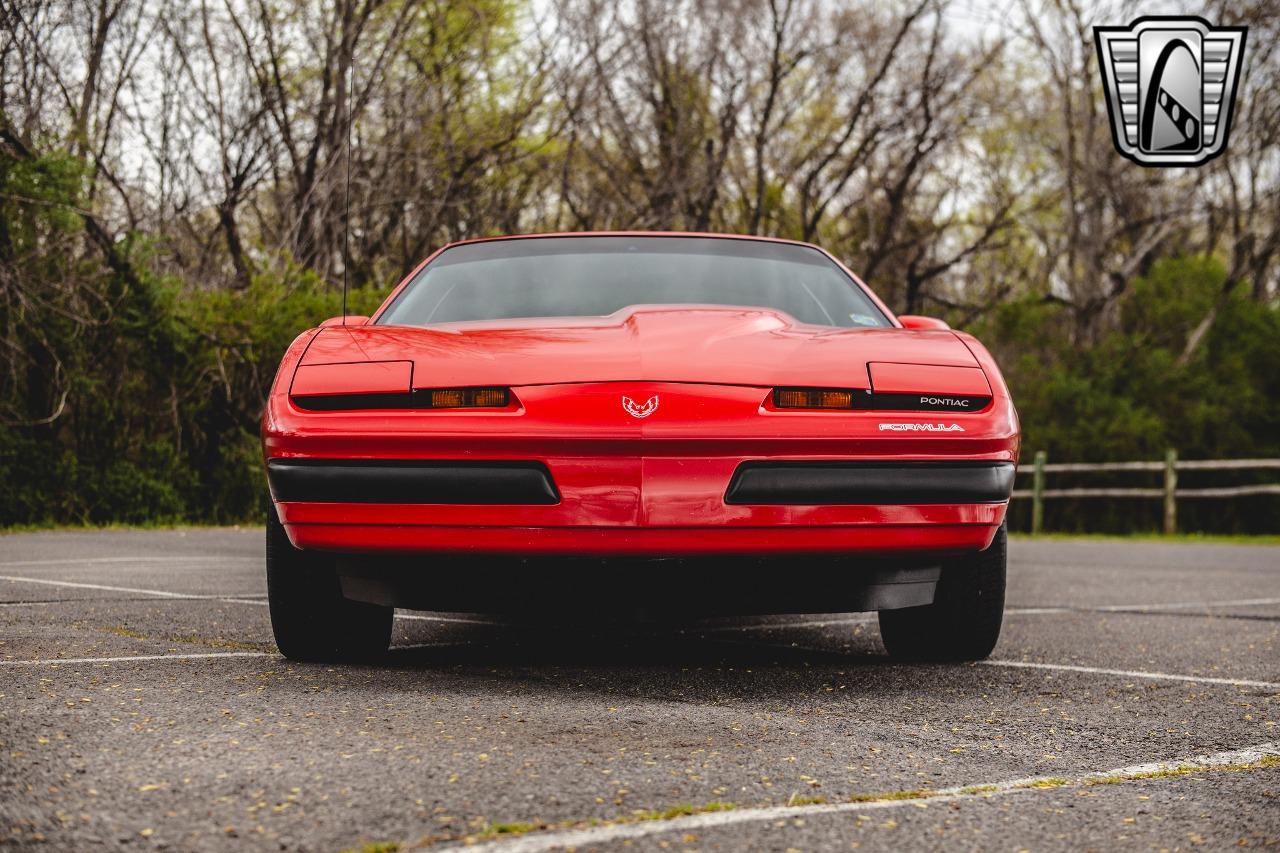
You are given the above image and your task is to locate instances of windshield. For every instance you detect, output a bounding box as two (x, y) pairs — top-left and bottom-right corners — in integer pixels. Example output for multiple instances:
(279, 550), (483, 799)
(376, 236), (891, 328)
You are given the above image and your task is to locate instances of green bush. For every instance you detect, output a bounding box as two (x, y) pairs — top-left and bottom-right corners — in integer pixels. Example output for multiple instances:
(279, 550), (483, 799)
(0, 150), (389, 526)
(980, 256), (1280, 533)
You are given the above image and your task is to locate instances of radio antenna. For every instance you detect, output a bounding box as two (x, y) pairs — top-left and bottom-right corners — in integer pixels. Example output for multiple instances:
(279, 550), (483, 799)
(341, 56), (353, 325)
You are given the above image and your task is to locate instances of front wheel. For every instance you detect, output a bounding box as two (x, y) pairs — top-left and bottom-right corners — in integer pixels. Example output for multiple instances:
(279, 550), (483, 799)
(878, 523), (1006, 661)
(266, 504), (393, 662)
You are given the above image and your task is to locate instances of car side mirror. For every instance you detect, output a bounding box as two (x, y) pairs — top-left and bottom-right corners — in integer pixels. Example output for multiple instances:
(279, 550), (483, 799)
(319, 315), (370, 327)
(898, 315), (950, 331)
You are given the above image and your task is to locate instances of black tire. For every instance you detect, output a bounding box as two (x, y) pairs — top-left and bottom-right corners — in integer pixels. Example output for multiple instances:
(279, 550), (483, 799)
(878, 523), (1006, 661)
(266, 504), (393, 662)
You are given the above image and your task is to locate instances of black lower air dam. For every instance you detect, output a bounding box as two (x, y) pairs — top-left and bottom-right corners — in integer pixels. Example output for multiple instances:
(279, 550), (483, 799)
(267, 460), (560, 504)
(725, 461), (1016, 505)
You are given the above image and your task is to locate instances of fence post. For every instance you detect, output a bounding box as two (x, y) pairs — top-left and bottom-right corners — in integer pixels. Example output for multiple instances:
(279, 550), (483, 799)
(1031, 450), (1047, 535)
(1163, 448), (1178, 535)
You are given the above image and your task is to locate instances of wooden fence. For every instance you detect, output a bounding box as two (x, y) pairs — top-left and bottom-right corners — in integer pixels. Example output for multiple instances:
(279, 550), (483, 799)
(1012, 451), (1280, 534)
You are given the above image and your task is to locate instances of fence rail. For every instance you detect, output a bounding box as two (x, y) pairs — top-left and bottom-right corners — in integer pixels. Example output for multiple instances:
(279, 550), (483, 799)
(1033, 459), (1280, 473)
(1013, 451), (1280, 534)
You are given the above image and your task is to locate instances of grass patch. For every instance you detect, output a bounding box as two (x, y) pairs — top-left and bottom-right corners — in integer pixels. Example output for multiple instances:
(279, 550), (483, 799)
(339, 843), (400, 853)
(957, 784), (999, 795)
(1128, 767), (1197, 781)
(1086, 775), (1125, 786)
(629, 801), (736, 822)
(1018, 778), (1068, 789)
(1088, 754), (1280, 787)
(847, 789), (932, 803)
(479, 822), (538, 837)
(470, 801), (736, 845)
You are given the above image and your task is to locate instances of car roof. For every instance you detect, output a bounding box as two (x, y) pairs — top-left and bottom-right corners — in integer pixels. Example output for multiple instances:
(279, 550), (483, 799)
(434, 231), (825, 252)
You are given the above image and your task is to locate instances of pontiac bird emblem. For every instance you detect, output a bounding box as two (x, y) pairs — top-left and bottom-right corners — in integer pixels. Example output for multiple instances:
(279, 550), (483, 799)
(1094, 17), (1246, 167)
(622, 395), (658, 419)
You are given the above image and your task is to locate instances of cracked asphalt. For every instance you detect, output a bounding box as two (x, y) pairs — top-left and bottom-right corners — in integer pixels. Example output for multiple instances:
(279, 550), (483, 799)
(0, 530), (1277, 851)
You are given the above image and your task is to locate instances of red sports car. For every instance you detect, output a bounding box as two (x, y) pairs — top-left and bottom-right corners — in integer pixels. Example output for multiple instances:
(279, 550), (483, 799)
(262, 233), (1019, 662)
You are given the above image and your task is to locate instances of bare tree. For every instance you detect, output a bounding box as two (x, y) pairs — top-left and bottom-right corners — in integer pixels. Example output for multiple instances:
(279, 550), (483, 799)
(1175, 0), (1280, 365)
(551, 0), (751, 230)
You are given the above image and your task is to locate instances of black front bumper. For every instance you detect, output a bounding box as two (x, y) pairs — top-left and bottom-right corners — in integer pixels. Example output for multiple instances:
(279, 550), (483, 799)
(266, 459), (560, 505)
(724, 461), (1016, 505)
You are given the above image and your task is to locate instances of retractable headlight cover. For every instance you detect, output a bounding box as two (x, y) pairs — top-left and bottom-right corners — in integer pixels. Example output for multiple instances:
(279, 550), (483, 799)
(290, 361), (511, 410)
(772, 364), (992, 412)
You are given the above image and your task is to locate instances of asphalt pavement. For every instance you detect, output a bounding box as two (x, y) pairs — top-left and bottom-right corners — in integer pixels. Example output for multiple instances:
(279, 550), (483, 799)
(0, 530), (1277, 851)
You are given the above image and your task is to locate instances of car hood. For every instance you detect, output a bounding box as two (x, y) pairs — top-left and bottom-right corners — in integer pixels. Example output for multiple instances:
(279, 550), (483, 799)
(299, 305), (981, 389)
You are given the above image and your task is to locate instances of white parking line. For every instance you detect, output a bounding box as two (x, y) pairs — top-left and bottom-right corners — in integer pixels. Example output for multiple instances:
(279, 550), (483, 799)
(710, 632), (1280, 692)
(0, 574), (500, 624)
(0, 651), (271, 666)
(981, 660), (1280, 691)
(444, 742), (1280, 853)
(0, 640), (466, 667)
(0, 574), (232, 599)
(1091, 597), (1280, 611)
(0, 557), (259, 568)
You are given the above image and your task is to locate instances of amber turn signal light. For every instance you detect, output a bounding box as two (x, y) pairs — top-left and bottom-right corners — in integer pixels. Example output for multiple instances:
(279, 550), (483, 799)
(773, 388), (863, 409)
(423, 387), (510, 408)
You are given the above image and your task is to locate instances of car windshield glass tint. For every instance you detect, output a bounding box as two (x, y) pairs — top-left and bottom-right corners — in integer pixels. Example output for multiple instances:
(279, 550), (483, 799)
(376, 236), (890, 328)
